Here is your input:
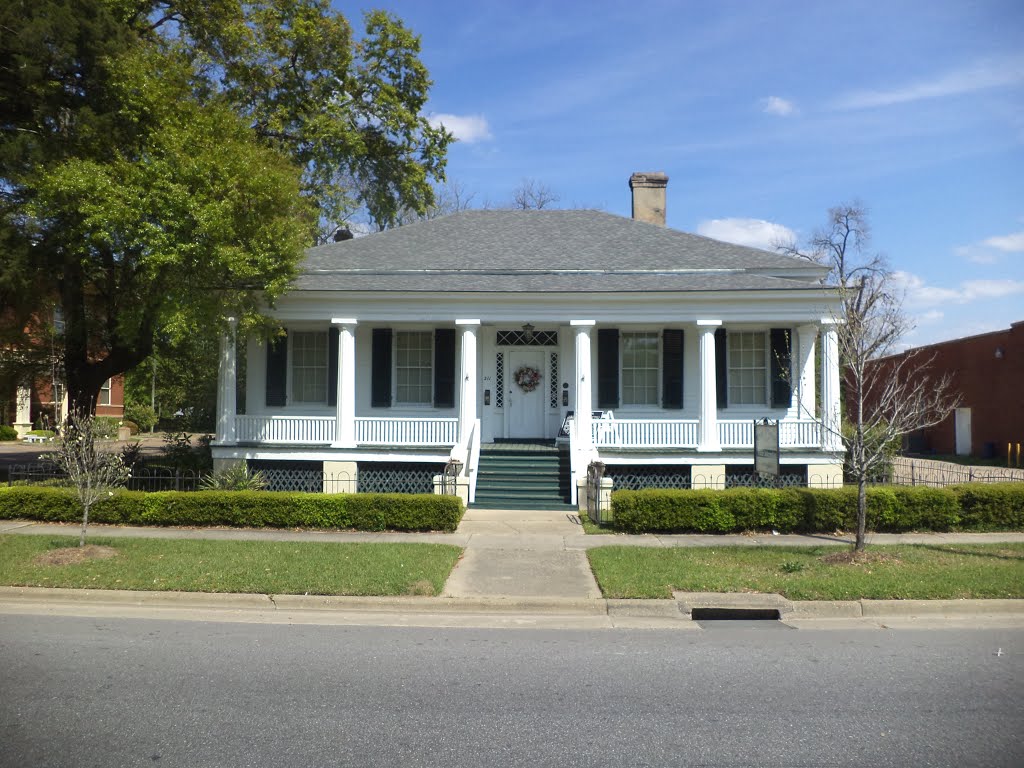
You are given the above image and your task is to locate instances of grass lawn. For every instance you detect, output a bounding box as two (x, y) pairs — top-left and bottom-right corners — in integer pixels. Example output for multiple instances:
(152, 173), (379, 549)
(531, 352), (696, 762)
(587, 543), (1024, 600)
(0, 535), (463, 597)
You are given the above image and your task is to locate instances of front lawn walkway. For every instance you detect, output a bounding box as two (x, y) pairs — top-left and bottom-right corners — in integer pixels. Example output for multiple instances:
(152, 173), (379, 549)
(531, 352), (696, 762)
(0, 535), (462, 597)
(587, 543), (1024, 600)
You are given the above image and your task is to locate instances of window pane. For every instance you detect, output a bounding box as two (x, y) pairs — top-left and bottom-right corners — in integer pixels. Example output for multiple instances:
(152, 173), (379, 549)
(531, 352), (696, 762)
(728, 331), (767, 405)
(292, 331), (328, 403)
(397, 331), (433, 404)
(621, 332), (658, 406)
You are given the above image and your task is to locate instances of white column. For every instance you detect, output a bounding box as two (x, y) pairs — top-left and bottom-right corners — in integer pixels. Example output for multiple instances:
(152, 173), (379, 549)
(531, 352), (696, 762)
(820, 322), (842, 451)
(216, 317), (238, 445)
(697, 320), (721, 452)
(332, 318), (358, 448)
(796, 324), (818, 419)
(14, 382), (32, 437)
(456, 319), (480, 449)
(571, 321), (595, 450)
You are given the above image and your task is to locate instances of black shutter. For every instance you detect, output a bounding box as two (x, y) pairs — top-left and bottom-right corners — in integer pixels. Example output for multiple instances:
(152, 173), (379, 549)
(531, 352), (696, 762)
(265, 333), (288, 407)
(597, 328), (619, 409)
(770, 328), (792, 407)
(371, 328), (392, 408)
(327, 327), (339, 407)
(662, 329), (684, 409)
(434, 328), (456, 408)
(715, 328), (728, 408)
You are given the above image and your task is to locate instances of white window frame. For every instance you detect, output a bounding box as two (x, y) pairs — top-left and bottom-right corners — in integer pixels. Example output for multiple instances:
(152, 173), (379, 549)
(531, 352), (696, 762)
(98, 378), (112, 406)
(727, 330), (769, 406)
(620, 330), (660, 407)
(290, 330), (329, 404)
(395, 330), (434, 406)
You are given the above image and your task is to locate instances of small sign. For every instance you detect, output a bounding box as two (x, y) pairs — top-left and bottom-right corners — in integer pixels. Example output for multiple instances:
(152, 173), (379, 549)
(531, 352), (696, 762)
(754, 419), (780, 476)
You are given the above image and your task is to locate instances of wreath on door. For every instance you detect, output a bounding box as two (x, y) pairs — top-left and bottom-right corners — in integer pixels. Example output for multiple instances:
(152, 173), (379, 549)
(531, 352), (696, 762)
(513, 365), (542, 393)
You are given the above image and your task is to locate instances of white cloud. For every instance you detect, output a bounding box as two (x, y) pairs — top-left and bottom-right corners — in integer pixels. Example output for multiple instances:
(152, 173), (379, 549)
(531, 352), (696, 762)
(953, 230), (1024, 264)
(761, 96), (796, 116)
(696, 218), (796, 251)
(983, 231), (1024, 252)
(893, 271), (1024, 308)
(955, 245), (1000, 265)
(831, 56), (1024, 111)
(427, 113), (493, 143)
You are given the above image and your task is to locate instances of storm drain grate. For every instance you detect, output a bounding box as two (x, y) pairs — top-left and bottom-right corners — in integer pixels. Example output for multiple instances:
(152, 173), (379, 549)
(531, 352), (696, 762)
(690, 608), (782, 621)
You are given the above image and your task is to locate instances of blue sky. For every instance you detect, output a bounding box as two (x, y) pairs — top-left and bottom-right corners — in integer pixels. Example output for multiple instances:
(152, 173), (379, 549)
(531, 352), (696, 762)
(358, 0), (1023, 348)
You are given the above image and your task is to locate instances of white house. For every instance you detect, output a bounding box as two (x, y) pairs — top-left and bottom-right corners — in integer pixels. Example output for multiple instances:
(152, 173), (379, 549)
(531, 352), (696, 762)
(211, 173), (844, 508)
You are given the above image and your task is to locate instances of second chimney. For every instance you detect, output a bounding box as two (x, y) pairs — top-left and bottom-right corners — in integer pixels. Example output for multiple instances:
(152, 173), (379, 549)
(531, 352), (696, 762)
(629, 171), (669, 226)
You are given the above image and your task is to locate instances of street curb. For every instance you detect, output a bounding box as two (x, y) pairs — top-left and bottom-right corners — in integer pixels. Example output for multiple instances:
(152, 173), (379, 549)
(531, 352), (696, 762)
(0, 586), (609, 616)
(2, 586), (1022, 622)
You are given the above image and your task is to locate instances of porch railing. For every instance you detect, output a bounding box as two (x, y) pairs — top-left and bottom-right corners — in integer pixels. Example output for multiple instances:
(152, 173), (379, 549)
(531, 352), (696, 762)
(591, 418), (823, 449)
(233, 415), (458, 446)
(235, 415), (336, 444)
(355, 417), (458, 446)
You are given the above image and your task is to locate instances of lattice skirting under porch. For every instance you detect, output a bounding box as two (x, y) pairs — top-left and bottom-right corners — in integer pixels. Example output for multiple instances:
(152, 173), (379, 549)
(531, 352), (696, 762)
(247, 460), (443, 494)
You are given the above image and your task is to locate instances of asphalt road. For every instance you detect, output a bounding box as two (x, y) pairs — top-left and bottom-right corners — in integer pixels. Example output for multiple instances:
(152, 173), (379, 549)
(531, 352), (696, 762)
(1, 616), (1021, 767)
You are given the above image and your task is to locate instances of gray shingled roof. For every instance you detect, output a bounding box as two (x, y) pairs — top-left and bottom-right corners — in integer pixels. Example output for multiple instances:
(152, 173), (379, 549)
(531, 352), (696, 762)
(295, 209), (827, 293)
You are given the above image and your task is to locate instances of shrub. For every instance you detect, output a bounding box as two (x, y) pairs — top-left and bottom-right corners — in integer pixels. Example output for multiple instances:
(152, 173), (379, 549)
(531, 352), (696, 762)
(887, 487), (958, 531)
(612, 489), (734, 534)
(160, 432), (212, 472)
(607, 484), (1014, 534)
(122, 419), (139, 435)
(28, 429), (55, 438)
(93, 417), (121, 440)
(0, 425), (18, 441)
(120, 441), (145, 469)
(201, 463), (268, 491)
(719, 488), (804, 532)
(0, 487), (465, 532)
(952, 483), (1024, 530)
(124, 403), (158, 433)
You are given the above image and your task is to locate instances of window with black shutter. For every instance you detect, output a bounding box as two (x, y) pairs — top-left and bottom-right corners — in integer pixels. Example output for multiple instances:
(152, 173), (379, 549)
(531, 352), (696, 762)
(371, 328), (392, 407)
(715, 328), (728, 408)
(327, 327), (339, 407)
(662, 329), (684, 409)
(433, 328), (456, 408)
(770, 328), (792, 407)
(597, 328), (619, 409)
(265, 333), (288, 407)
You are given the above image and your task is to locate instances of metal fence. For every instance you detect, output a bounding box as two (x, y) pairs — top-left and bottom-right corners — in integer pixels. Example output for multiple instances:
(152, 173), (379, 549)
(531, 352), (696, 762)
(889, 456), (1024, 487)
(8, 463), (203, 492)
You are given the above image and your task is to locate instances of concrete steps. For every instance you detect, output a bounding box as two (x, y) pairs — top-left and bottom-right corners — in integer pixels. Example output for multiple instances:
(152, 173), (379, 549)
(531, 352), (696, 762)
(472, 445), (572, 510)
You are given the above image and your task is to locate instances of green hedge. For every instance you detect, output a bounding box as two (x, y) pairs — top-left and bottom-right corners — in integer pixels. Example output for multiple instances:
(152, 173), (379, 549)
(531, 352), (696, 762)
(610, 483), (1024, 534)
(0, 487), (464, 532)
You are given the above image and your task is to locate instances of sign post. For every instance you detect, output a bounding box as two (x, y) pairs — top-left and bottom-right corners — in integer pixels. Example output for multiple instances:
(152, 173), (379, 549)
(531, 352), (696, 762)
(754, 418), (780, 480)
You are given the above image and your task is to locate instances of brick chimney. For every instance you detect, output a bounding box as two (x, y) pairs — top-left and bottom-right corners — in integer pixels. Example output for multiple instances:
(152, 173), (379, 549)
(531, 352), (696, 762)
(629, 171), (669, 226)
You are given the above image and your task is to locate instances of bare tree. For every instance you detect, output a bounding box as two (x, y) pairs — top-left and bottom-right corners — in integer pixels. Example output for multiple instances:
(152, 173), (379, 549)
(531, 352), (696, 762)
(511, 178), (560, 210)
(46, 412), (129, 546)
(782, 204), (959, 551)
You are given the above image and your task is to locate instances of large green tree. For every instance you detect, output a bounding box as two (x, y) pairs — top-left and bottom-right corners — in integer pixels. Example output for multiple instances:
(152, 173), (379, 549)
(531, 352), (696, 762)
(0, 0), (451, 413)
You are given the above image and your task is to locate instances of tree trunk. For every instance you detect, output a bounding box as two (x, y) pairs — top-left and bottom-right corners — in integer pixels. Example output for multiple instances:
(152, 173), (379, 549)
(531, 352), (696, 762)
(79, 503), (89, 547)
(65, 363), (108, 418)
(855, 477), (867, 552)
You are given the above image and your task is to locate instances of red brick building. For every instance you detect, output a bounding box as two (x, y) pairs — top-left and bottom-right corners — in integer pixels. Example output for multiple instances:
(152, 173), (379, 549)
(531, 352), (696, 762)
(867, 321), (1024, 458)
(2, 307), (125, 434)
